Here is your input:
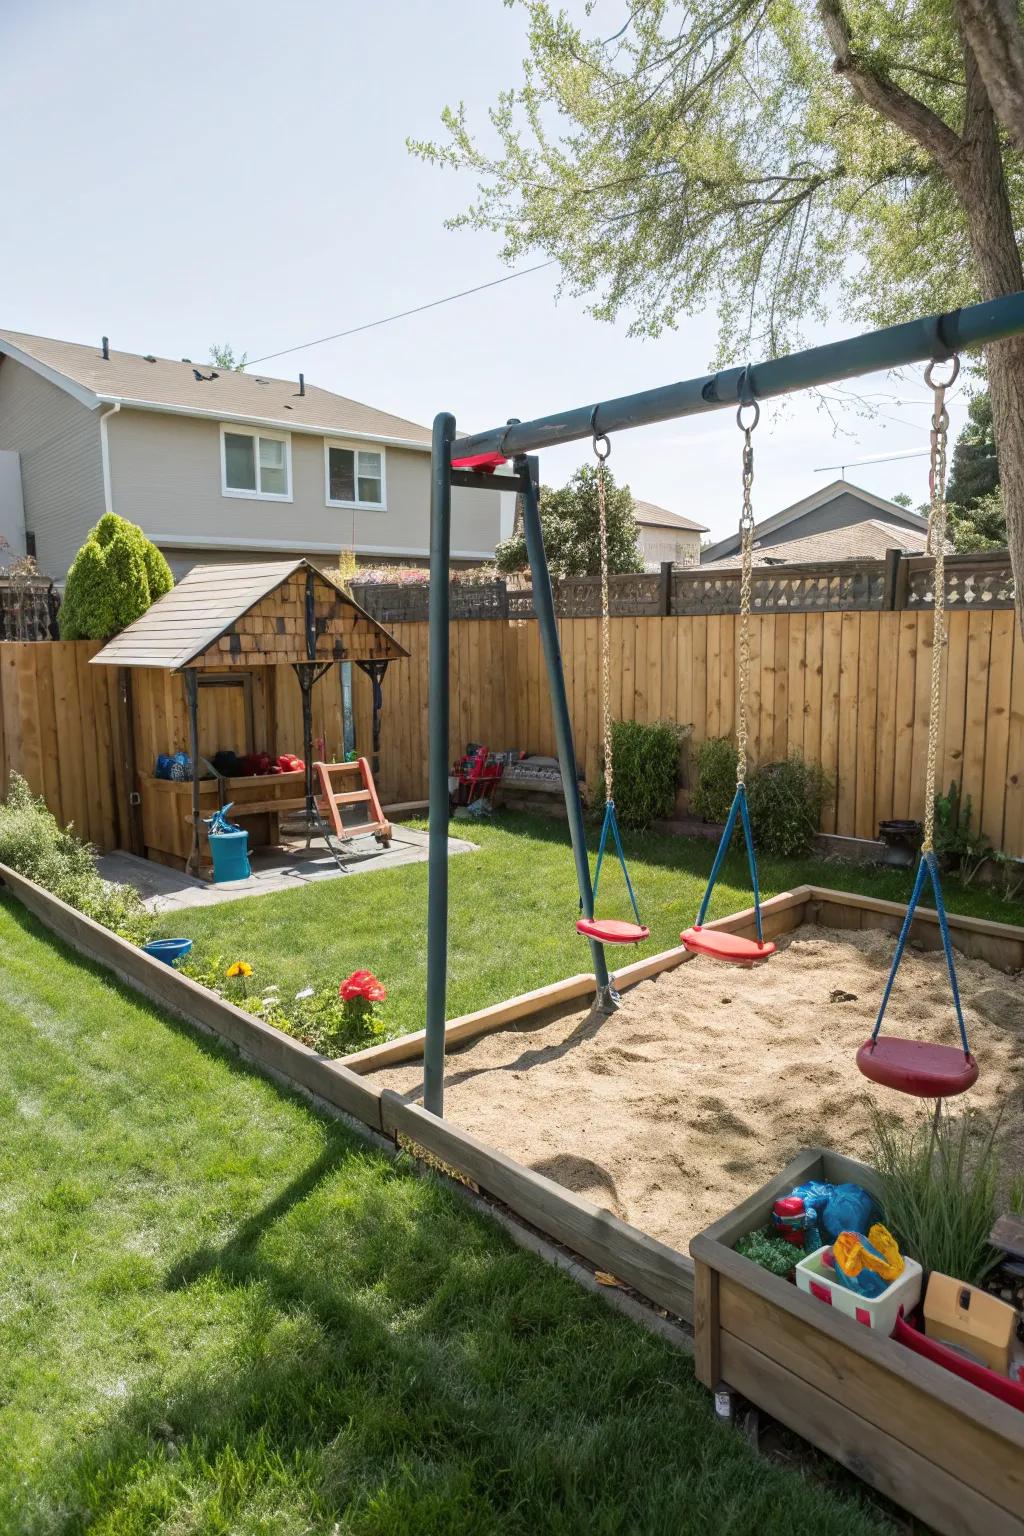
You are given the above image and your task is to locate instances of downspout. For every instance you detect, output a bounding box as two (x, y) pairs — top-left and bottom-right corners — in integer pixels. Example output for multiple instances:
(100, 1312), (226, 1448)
(99, 401), (121, 514)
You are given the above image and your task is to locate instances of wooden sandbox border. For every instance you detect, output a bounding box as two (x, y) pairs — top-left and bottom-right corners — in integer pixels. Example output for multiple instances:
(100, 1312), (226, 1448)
(4, 861), (1024, 1331)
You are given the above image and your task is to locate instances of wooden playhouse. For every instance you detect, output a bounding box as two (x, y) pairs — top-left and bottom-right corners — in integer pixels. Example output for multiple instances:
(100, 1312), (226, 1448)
(91, 559), (407, 872)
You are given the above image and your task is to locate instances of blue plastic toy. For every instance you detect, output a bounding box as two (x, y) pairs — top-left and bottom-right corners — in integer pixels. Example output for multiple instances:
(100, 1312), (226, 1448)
(772, 1180), (881, 1252)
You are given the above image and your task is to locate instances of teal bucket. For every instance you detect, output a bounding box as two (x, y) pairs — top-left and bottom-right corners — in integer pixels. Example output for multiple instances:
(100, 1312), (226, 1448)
(209, 827), (251, 883)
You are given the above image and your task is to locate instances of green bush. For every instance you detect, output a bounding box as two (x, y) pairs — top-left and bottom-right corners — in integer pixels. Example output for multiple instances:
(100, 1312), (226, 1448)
(60, 513), (173, 640)
(600, 719), (683, 831)
(0, 774), (152, 943)
(870, 1108), (1003, 1285)
(746, 754), (831, 856)
(690, 736), (738, 822)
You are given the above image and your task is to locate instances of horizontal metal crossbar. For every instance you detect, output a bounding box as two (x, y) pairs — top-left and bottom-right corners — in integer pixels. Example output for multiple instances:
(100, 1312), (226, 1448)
(450, 291), (1024, 461)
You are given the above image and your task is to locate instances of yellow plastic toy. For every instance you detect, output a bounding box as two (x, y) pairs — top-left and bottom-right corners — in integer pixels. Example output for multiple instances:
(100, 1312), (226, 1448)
(832, 1224), (904, 1298)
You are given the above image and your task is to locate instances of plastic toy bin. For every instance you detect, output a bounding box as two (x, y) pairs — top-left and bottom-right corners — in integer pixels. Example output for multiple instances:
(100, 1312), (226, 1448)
(796, 1244), (923, 1333)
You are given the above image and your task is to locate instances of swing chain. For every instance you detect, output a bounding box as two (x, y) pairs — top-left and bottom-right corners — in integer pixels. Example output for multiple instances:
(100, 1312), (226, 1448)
(735, 398), (760, 787)
(593, 426), (614, 802)
(921, 355), (960, 853)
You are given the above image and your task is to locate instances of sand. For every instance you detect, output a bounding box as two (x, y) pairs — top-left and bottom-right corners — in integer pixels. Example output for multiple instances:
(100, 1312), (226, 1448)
(372, 926), (1024, 1252)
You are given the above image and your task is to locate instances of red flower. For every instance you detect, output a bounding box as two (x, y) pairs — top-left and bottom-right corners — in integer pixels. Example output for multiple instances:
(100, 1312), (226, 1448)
(339, 970), (387, 1003)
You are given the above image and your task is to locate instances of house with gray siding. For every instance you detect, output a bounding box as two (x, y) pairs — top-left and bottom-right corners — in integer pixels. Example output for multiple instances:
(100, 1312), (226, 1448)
(0, 330), (508, 580)
(700, 479), (932, 566)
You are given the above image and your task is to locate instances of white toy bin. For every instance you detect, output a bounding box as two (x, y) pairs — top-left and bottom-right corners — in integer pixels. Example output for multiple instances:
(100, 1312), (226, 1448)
(795, 1245), (923, 1334)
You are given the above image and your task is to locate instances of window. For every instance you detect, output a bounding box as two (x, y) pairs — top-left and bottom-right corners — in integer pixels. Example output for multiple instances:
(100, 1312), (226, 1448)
(220, 426), (292, 500)
(325, 440), (386, 509)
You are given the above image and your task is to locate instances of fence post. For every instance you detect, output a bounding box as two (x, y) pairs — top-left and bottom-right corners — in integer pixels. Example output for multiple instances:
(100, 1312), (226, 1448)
(883, 548), (900, 609)
(660, 561), (673, 615)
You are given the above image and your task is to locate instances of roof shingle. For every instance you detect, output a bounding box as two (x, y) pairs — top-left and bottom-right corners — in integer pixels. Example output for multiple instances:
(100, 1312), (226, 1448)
(0, 329), (432, 446)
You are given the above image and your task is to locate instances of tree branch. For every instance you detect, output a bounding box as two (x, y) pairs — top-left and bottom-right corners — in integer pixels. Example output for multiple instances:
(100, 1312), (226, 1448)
(956, 0), (1024, 152)
(817, 0), (963, 171)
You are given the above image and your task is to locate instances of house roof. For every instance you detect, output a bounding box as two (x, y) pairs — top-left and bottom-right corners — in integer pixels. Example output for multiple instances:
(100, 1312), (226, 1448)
(700, 479), (928, 563)
(0, 329), (433, 449)
(701, 518), (936, 569)
(632, 499), (708, 533)
(90, 558), (407, 670)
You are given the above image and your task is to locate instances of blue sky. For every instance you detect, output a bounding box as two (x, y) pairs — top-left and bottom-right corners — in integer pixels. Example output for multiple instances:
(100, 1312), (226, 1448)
(2, 0), (966, 542)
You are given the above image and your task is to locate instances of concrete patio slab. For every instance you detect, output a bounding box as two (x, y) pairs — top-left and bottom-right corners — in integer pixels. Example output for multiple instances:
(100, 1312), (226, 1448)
(97, 825), (478, 914)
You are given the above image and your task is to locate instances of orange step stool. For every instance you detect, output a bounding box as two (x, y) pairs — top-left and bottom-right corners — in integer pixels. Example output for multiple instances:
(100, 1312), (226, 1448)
(314, 758), (392, 847)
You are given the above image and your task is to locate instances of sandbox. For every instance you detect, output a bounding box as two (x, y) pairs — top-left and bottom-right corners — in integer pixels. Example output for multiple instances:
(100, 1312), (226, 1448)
(369, 920), (1024, 1250)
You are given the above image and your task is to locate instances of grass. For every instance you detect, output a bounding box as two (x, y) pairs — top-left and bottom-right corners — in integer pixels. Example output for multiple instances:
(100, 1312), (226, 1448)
(156, 810), (1024, 1043)
(0, 892), (896, 1535)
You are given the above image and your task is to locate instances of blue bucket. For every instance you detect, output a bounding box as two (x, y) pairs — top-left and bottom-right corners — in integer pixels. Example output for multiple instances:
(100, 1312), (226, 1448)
(209, 827), (251, 883)
(144, 938), (194, 967)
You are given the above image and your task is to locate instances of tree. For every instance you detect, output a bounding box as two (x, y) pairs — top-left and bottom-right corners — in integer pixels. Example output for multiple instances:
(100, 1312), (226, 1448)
(890, 493), (914, 508)
(209, 342), (248, 371)
(495, 464), (644, 576)
(60, 514), (173, 640)
(947, 390), (1000, 508)
(949, 485), (1007, 549)
(411, 0), (1024, 632)
(945, 389), (1006, 547)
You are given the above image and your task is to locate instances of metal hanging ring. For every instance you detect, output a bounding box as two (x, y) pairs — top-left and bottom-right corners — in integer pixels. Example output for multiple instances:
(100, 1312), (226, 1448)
(737, 400), (760, 432)
(592, 432), (611, 463)
(924, 356), (960, 390)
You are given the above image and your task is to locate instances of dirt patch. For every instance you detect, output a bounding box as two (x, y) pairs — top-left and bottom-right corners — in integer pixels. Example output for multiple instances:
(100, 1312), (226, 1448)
(372, 926), (1024, 1251)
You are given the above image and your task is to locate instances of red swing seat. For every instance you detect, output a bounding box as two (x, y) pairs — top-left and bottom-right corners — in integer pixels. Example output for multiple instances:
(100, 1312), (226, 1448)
(680, 925), (775, 965)
(856, 1036), (978, 1098)
(577, 916), (649, 945)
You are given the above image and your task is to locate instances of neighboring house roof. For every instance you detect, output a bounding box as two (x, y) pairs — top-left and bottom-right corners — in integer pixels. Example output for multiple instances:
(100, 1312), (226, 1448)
(701, 518), (937, 569)
(632, 499), (709, 534)
(700, 478), (928, 563)
(90, 557), (407, 670)
(0, 329), (433, 449)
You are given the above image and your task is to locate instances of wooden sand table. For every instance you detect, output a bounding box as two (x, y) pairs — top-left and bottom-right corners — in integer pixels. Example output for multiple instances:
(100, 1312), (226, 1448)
(373, 926), (1024, 1250)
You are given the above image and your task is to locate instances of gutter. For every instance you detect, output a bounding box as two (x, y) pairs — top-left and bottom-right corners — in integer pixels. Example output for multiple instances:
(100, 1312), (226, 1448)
(94, 395), (433, 453)
(99, 401), (121, 514)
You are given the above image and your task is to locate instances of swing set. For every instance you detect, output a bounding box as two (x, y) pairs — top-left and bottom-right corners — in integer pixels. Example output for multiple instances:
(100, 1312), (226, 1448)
(423, 291), (1024, 1117)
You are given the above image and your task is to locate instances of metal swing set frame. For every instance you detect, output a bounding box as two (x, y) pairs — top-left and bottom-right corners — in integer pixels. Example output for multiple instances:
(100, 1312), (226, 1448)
(423, 290), (1024, 1117)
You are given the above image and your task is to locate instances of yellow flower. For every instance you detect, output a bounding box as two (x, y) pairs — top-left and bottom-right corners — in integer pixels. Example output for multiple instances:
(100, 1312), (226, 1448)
(226, 961), (254, 979)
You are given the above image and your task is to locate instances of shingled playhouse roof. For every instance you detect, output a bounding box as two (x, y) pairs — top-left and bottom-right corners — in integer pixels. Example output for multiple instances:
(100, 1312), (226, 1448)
(90, 559), (408, 671)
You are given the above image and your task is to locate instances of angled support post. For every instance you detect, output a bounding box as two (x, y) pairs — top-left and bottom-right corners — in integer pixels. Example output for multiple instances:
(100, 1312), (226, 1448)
(184, 668), (201, 876)
(425, 411), (456, 1116)
(518, 453), (616, 1011)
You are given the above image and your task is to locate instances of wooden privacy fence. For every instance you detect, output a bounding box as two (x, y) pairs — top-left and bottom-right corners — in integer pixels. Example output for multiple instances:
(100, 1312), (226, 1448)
(379, 609), (1024, 857)
(0, 641), (129, 849)
(3, 607), (1023, 856)
(0, 641), (381, 853)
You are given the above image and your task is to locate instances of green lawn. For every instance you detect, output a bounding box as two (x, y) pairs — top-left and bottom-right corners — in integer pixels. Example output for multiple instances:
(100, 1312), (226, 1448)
(0, 893), (896, 1534)
(156, 811), (1024, 1042)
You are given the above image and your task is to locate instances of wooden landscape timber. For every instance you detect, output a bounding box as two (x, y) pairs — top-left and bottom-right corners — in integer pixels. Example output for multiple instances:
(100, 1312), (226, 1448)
(691, 1148), (1024, 1536)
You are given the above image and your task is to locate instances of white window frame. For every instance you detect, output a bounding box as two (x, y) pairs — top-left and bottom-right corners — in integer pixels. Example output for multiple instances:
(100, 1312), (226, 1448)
(324, 438), (388, 511)
(220, 424), (293, 502)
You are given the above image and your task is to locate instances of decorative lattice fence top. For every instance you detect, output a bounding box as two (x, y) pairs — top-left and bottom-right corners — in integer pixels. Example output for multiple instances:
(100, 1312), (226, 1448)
(349, 551), (1014, 623)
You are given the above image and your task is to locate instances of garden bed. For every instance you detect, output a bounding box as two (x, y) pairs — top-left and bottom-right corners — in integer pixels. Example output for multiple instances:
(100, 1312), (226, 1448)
(690, 1148), (1024, 1536)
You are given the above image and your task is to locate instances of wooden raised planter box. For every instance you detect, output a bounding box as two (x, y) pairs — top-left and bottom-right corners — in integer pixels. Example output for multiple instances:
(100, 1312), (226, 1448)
(690, 1148), (1024, 1536)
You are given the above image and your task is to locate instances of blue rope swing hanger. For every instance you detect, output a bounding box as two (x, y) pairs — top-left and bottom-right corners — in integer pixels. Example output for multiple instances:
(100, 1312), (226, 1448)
(577, 379), (774, 964)
(576, 353), (979, 1099)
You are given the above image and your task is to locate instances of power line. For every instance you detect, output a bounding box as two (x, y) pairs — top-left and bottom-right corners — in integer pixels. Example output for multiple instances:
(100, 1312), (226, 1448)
(246, 260), (557, 368)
